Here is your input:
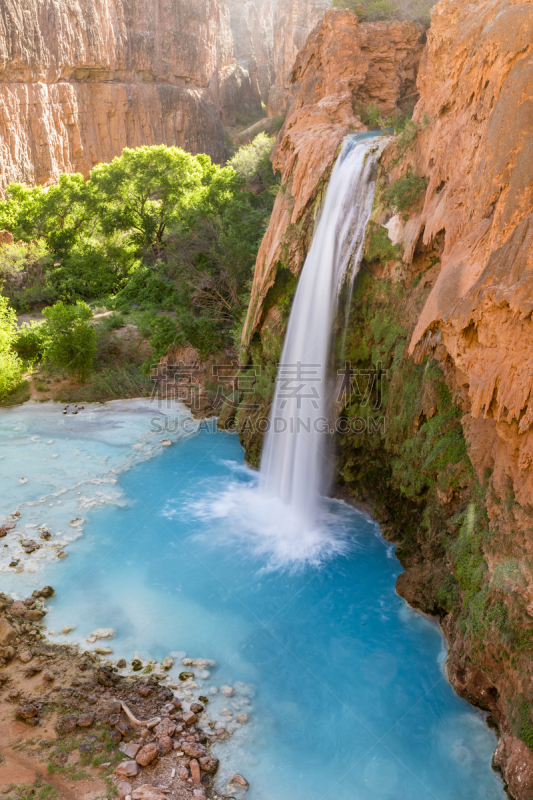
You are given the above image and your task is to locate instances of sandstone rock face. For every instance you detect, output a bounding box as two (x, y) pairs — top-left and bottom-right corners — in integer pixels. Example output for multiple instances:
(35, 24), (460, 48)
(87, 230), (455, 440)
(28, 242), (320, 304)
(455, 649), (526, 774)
(268, 0), (330, 117)
(397, 0), (533, 568)
(228, 0), (275, 104)
(0, 0), (259, 187)
(242, 9), (424, 345)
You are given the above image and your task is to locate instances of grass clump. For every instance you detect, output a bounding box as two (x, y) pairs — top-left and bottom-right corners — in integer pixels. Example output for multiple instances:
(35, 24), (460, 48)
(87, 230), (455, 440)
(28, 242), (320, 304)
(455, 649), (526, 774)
(332, 0), (434, 25)
(384, 169), (428, 215)
(365, 223), (401, 263)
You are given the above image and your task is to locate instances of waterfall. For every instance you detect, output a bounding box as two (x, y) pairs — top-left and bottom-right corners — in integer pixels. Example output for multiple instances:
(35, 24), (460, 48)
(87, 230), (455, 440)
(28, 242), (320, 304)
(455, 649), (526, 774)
(259, 133), (379, 527)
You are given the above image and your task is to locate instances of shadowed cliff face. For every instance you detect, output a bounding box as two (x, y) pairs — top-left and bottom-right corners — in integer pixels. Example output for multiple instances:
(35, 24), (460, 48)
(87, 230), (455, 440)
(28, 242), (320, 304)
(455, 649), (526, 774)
(0, 0), (260, 186)
(228, 0), (276, 104)
(268, 0), (330, 116)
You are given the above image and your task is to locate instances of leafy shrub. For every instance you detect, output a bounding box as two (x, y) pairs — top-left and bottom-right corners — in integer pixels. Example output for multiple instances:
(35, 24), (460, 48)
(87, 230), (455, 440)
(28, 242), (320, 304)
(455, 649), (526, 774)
(365, 223), (401, 263)
(15, 320), (46, 362)
(42, 301), (96, 381)
(114, 267), (178, 309)
(50, 240), (135, 300)
(0, 240), (55, 310)
(147, 317), (186, 363)
(384, 170), (427, 214)
(0, 295), (24, 396)
(228, 133), (276, 188)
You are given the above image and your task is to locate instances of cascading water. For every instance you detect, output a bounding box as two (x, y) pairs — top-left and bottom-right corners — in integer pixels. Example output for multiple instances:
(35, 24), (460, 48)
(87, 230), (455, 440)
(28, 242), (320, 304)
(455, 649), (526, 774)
(260, 133), (379, 527)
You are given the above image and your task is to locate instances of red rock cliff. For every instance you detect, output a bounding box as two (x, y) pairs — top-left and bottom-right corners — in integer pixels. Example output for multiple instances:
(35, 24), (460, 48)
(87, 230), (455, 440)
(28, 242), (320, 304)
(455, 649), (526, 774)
(401, 0), (533, 521)
(0, 0), (260, 187)
(243, 9), (424, 344)
(267, 0), (330, 117)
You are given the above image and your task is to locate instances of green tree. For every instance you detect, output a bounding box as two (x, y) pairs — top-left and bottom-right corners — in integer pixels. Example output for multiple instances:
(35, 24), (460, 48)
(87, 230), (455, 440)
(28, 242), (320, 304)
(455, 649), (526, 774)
(227, 133), (277, 189)
(90, 145), (205, 248)
(0, 175), (95, 257)
(42, 301), (96, 381)
(0, 295), (24, 396)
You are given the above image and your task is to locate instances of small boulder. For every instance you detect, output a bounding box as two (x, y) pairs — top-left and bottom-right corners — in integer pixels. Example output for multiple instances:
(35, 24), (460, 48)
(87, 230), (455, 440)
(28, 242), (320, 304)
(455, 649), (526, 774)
(114, 760), (139, 778)
(87, 627), (115, 643)
(230, 774), (249, 788)
(77, 712), (95, 727)
(55, 716), (78, 734)
(10, 601), (26, 616)
(158, 735), (173, 755)
(154, 718), (175, 739)
(220, 685), (234, 697)
(26, 609), (45, 621)
(199, 756), (219, 774)
(0, 620), (15, 647)
(16, 704), (40, 725)
(182, 711), (197, 727)
(181, 742), (206, 759)
(236, 713), (250, 724)
(131, 786), (168, 800)
(40, 586), (55, 598)
(135, 742), (159, 766)
(190, 759), (201, 784)
(116, 781), (133, 799)
(179, 671), (194, 681)
(120, 742), (141, 759)
(190, 702), (204, 714)
(18, 650), (33, 663)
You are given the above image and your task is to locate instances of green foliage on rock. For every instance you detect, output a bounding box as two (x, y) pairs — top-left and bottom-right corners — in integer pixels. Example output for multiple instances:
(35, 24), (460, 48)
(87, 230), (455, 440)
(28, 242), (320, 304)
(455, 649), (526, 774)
(384, 170), (428, 214)
(365, 223), (401, 263)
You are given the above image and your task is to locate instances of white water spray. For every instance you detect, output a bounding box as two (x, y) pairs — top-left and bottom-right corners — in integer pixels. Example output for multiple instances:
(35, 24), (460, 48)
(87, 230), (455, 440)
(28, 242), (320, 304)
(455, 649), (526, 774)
(259, 134), (379, 527)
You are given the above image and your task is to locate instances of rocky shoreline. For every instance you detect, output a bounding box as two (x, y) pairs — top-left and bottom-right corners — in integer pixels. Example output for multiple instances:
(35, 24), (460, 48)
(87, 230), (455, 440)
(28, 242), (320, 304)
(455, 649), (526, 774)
(0, 589), (249, 800)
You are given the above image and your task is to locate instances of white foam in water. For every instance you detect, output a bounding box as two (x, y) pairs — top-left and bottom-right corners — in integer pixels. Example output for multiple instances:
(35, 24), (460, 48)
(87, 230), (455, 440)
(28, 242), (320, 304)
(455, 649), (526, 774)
(260, 134), (380, 529)
(183, 477), (354, 571)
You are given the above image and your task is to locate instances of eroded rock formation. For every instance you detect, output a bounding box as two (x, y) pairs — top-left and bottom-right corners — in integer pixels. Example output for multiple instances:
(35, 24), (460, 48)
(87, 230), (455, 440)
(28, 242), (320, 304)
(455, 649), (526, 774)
(0, 0), (259, 187)
(267, 0), (330, 117)
(402, 0), (533, 514)
(228, 0), (275, 104)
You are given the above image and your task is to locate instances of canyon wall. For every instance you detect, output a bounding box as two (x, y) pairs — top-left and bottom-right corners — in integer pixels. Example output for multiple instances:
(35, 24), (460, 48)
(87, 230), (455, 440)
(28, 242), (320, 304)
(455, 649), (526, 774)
(0, 0), (260, 188)
(267, 0), (330, 116)
(228, 0), (276, 105)
(232, 2), (533, 797)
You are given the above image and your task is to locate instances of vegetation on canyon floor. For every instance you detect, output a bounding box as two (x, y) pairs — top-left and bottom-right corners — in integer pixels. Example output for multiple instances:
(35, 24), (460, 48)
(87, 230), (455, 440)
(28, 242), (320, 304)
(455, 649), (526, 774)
(0, 135), (277, 402)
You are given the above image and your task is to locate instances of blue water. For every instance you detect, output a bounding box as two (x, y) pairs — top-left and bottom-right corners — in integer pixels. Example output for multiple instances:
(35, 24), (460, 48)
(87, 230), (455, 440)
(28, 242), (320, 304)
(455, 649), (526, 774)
(0, 403), (505, 800)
